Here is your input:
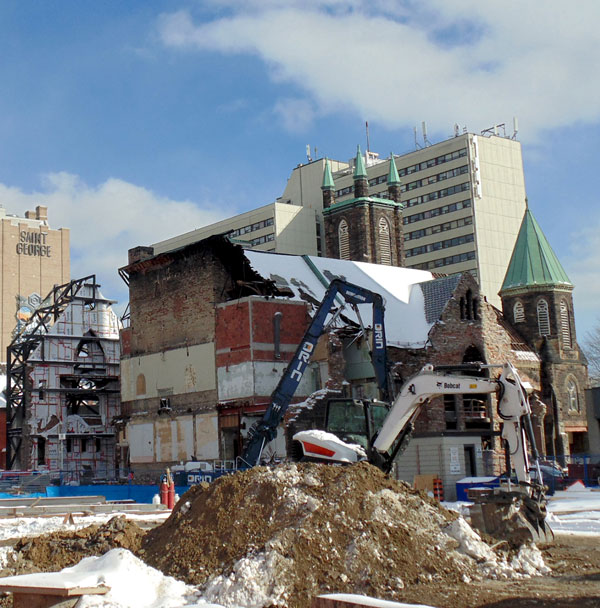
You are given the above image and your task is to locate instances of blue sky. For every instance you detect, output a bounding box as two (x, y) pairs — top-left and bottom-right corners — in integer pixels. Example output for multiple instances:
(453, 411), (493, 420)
(1, 1), (599, 341)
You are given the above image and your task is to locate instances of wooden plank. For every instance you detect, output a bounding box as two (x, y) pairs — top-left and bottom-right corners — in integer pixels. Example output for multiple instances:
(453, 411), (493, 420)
(0, 583), (109, 596)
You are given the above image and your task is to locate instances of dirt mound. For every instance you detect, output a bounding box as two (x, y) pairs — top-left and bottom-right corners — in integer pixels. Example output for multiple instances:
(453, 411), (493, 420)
(3, 515), (144, 576)
(142, 462), (491, 607)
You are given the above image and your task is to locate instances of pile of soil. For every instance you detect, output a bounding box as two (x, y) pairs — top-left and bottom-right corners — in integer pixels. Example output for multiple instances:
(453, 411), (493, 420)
(142, 462), (503, 608)
(1, 515), (144, 576)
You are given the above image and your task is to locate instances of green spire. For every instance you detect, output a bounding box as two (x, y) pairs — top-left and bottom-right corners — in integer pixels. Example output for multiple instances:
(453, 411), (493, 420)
(322, 158), (335, 190)
(387, 152), (401, 185)
(501, 207), (572, 292)
(353, 145), (367, 179)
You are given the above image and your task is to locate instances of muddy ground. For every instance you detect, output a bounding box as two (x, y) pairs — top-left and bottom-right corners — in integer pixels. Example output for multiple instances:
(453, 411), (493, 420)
(399, 534), (600, 607)
(0, 463), (598, 607)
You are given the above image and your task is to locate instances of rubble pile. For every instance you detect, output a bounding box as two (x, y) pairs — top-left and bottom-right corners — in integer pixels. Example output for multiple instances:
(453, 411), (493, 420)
(142, 462), (541, 608)
(1, 515), (144, 576)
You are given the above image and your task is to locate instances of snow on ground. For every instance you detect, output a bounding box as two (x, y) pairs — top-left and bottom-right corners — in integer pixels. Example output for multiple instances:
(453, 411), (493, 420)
(0, 492), (597, 607)
(0, 510), (170, 542)
(444, 490), (600, 536)
(0, 548), (214, 608)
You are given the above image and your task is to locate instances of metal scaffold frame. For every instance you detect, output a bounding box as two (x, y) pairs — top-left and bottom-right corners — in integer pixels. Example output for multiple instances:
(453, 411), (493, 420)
(5, 275), (98, 470)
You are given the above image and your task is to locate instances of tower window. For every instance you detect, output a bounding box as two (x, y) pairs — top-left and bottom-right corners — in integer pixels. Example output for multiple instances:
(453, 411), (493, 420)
(378, 217), (392, 265)
(560, 300), (571, 349)
(537, 299), (550, 336)
(338, 219), (350, 260)
(513, 301), (525, 323)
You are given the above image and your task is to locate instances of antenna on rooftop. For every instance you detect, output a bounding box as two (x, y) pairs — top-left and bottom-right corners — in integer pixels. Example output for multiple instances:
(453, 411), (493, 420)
(454, 123), (460, 137)
(512, 116), (519, 139)
(422, 121), (431, 147)
(413, 126), (422, 150)
(306, 144), (312, 163)
(366, 121), (371, 153)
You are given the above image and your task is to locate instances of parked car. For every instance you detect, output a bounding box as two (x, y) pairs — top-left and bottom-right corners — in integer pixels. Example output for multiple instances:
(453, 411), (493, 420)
(530, 464), (568, 493)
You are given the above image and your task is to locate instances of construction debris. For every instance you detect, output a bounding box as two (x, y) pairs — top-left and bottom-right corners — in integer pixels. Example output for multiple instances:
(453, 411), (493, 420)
(141, 462), (548, 608)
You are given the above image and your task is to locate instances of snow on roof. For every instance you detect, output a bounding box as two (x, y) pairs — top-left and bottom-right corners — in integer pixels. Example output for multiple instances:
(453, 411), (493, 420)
(244, 251), (436, 348)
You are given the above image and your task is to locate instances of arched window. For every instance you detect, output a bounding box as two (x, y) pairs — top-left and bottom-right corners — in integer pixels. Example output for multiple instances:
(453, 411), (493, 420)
(378, 217), (392, 265)
(560, 300), (572, 349)
(338, 219), (350, 260)
(136, 374), (146, 396)
(513, 301), (525, 323)
(566, 378), (579, 412)
(537, 299), (550, 336)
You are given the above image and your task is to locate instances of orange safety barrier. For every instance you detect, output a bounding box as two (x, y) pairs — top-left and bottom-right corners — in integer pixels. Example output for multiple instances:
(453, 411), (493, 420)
(433, 477), (444, 501)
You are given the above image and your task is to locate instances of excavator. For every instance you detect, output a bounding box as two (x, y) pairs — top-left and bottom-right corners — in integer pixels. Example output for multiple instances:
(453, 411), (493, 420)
(239, 278), (389, 468)
(237, 278), (549, 542)
(294, 361), (551, 543)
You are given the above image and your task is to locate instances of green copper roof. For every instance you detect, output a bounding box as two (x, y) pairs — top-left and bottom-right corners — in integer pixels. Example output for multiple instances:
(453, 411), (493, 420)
(321, 158), (335, 190)
(387, 153), (401, 185)
(501, 207), (572, 292)
(353, 145), (367, 178)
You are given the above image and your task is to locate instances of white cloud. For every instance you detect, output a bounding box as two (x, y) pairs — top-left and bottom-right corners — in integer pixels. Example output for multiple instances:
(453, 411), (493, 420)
(273, 98), (317, 132)
(158, 2), (600, 139)
(0, 174), (227, 312)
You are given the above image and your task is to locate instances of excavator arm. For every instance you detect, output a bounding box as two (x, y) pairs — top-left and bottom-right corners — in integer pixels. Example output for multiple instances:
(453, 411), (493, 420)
(240, 278), (389, 467)
(372, 362), (537, 485)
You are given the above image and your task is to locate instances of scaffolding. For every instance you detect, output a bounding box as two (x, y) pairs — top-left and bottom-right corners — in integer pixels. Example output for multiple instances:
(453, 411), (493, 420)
(5, 276), (121, 482)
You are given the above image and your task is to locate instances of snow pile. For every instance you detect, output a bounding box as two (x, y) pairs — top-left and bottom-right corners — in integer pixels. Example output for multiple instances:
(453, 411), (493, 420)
(443, 517), (549, 579)
(64, 549), (205, 608)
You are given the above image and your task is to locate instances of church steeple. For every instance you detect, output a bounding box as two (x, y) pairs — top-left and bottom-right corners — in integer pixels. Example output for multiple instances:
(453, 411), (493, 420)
(500, 207), (572, 294)
(321, 158), (336, 209)
(387, 152), (401, 203)
(353, 145), (369, 198)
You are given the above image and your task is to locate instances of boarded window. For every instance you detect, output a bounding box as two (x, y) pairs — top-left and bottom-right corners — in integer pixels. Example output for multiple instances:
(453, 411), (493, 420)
(513, 300), (524, 323)
(378, 217), (392, 265)
(136, 374), (146, 396)
(338, 219), (350, 260)
(560, 300), (571, 349)
(537, 299), (550, 336)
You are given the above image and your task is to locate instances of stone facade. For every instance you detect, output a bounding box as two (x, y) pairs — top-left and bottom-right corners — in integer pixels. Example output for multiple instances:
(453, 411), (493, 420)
(323, 201), (403, 265)
(501, 287), (588, 456)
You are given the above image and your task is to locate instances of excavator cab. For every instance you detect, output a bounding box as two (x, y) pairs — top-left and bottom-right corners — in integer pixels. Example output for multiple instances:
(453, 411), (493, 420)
(324, 398), (390, 450)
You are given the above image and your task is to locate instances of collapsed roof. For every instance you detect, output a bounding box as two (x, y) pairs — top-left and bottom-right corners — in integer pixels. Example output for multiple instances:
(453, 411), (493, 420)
(244, 250), (456, 349)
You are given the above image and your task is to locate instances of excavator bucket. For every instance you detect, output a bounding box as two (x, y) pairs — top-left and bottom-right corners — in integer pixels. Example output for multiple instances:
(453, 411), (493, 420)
(468, 487), (553, 547)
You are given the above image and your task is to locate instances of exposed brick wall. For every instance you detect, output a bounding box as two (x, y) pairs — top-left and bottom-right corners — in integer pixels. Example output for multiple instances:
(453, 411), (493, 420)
(127, 247), (233, 356)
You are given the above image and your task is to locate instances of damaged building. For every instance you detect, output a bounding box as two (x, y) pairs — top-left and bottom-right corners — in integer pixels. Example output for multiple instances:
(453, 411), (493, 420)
(119, 203), (589, 497)
(5, 276), (121, 483)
